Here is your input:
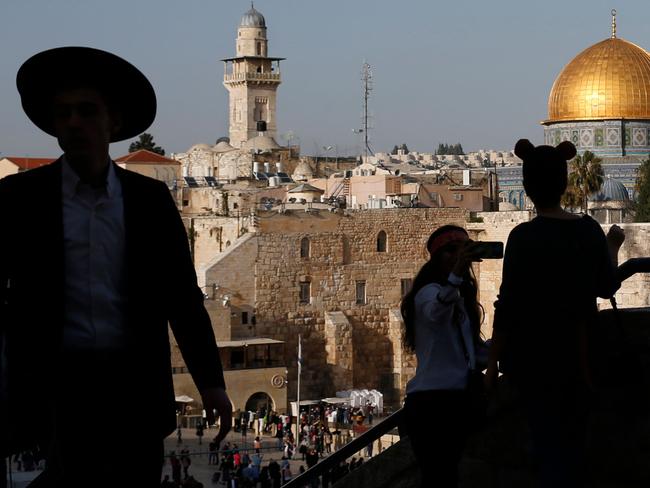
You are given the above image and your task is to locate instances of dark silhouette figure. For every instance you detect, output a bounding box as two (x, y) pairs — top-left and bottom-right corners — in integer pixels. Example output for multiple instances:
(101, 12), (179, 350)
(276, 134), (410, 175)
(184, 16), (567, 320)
(400, 225), (490, 488)
(0, 47), (232, 487)
(487, 139), (623, 488)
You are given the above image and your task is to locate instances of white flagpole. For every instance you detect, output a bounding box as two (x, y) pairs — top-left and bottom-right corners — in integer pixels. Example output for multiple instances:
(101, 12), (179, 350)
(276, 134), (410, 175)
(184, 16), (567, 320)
(296, 334), (302, 443)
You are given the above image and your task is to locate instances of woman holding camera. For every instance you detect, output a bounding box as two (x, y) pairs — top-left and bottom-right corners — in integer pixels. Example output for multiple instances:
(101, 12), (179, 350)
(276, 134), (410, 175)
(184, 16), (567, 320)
(401, 225), (489, 488)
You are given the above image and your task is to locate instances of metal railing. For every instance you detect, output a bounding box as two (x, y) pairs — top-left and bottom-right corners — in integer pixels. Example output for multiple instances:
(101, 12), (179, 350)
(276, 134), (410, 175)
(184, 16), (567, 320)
(283, 408), (405, 488)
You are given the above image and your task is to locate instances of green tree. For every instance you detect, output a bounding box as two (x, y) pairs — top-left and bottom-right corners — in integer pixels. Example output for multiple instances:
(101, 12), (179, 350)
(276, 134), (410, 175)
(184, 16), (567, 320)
(634, 158), (650, 222)
(129, 133), (165, 155)
(452, 143), (465, 155)
(391, 145), (399, 155)
(561, 150), (604, 214)
(436, 143), (448, 155)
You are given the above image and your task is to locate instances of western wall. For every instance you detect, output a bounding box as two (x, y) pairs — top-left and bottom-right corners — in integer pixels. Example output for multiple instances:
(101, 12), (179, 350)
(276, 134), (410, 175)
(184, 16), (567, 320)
(177, 207), (650, 408)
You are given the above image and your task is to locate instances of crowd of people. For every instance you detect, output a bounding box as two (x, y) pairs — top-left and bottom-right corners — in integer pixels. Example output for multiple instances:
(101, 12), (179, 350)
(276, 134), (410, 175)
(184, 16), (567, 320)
(156, 399), (383, 487)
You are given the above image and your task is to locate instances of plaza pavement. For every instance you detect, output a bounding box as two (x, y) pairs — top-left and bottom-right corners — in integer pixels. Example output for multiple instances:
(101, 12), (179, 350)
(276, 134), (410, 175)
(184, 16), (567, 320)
(4, 426), (395, 487)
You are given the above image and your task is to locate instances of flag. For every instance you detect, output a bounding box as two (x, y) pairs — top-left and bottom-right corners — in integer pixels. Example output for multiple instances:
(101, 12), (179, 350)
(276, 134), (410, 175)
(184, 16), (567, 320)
(297, 335), (303, 367)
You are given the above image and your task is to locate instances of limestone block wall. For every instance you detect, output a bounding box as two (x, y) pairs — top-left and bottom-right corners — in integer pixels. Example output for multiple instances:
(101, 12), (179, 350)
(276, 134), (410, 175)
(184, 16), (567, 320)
(471, 211), (533, 337)
(324, 311), (354, 392)
(601, 223), (650, 309)
(204, 233), (258, 340)
(249, 208), (470, 403)
(198, 206), (650, 409)
(473, 214), (650, 338)
(185, 216), (248, 283)
(388, 308), (415, 395)
(172, 366), (288, 414)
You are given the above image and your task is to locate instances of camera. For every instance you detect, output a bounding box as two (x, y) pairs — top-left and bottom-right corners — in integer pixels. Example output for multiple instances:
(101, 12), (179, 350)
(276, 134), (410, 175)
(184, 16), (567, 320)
(468, 241), (504, 260)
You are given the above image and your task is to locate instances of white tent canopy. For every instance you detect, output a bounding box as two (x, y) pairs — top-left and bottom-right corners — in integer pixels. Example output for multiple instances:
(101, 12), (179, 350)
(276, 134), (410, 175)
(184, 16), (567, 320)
(175, 395), (194, 403)
(336, 389), (383, 413)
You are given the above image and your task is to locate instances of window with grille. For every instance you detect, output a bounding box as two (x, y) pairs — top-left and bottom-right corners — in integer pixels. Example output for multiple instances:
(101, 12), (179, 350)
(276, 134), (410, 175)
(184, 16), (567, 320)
(299, 281), (311, 304)
(401, 278), (413, 297)
(356, 281), (366, 305)
(300, 237), (310, 258)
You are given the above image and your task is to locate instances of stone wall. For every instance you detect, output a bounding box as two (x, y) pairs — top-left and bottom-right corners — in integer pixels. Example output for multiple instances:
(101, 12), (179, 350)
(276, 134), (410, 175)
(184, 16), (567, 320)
(200, 208), (650, 408)
(204, 233), (258, 341)
(172, 366), (288, 414)
(184, 216), (250, 285)
(206, 207), (470, 404)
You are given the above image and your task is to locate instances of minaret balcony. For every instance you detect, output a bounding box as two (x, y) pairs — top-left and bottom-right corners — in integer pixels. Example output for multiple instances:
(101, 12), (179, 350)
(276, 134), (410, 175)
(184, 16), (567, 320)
(224, 72), (281, 83)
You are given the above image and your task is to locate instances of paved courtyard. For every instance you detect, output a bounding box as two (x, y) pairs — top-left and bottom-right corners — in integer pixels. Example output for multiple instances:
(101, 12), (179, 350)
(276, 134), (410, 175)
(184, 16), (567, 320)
(4, 426), (397, 487)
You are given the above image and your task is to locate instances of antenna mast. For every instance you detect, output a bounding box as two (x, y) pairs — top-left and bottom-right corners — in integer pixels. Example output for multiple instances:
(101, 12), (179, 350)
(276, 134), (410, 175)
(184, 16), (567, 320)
(361, 62), (374, 160)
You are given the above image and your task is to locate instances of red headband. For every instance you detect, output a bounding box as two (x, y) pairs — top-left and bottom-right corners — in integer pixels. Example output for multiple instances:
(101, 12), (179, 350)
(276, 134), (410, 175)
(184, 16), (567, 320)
(427, 230), (468, 256)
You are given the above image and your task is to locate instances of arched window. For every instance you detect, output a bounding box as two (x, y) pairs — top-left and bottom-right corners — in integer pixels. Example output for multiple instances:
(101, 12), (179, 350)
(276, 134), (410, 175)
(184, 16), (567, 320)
(300, 237), (310, 259)
(257, 42), (262, 56)
(377, 230), (387, 252)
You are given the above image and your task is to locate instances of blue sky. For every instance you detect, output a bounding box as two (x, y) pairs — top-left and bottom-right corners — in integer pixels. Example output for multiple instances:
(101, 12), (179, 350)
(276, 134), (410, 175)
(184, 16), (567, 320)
(1, 0), (649, 158)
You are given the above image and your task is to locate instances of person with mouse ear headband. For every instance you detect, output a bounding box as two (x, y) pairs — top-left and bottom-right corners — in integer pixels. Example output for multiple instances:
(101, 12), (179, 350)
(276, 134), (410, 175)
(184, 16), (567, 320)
(487, 138), (623, 488)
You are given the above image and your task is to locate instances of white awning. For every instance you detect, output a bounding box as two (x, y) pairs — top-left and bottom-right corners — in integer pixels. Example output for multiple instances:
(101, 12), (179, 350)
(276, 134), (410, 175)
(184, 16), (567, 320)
(322, 397), (350, 404)
(175, 395), (194, 403)
(217, 338), (284, 348)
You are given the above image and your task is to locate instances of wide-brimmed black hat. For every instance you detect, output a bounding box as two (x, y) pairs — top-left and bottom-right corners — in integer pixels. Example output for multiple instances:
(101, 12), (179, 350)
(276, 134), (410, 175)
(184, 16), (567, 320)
(17, 46), (156, 142)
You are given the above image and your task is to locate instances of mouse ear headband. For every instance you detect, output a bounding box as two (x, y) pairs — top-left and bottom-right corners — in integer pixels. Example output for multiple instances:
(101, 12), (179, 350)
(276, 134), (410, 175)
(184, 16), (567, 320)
(514, 138), (576, 162)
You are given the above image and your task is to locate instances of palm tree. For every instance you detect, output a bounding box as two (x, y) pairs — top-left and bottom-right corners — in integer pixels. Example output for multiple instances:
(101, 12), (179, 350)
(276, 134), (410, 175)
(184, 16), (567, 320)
(562, 150), (604, 214)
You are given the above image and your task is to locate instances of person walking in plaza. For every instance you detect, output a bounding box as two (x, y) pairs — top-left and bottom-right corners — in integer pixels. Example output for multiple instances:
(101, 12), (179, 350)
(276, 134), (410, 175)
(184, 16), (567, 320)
(486, 139), (623, 488)
(169, 451), (182, 486)
(400, 225), (490, 488)
(0, 46), (232, 487)
(180, 447), (192, 480)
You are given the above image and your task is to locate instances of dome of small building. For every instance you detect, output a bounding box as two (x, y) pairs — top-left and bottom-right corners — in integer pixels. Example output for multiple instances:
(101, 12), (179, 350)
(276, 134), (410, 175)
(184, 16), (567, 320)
(241, 135), (281, 152)
(589, 177), (630, 202)
(213, 141), (235, 152)
(189, 143), (214, 152)
(240, 5), (266, 28)
(292, 159), (314, 181)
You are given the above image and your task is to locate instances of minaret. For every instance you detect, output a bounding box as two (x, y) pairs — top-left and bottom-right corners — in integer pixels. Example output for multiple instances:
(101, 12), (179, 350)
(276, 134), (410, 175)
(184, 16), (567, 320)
(222, 4), (284, 148)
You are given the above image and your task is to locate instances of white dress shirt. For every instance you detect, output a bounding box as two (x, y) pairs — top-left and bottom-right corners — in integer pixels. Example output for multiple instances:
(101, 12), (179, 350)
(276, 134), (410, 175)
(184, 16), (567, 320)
(61, 158), (127, 350)
(405, 273), (476, 394)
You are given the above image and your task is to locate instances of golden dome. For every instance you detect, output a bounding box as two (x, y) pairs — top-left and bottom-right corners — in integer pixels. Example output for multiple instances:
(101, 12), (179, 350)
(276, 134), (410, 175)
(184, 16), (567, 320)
(547, 37), (650, 122)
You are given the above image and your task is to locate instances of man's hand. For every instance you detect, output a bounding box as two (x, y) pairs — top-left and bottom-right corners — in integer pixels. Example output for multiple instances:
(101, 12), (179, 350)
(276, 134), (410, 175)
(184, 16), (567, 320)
(200, 387), (232, 447)
(607, 224), (625, 267)
(607, 224), (625, 249)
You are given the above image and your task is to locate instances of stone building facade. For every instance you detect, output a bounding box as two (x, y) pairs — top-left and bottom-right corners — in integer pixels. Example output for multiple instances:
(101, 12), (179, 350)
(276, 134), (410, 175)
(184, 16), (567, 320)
(199, 207), (650, 409)
(204, 208), (472, 405)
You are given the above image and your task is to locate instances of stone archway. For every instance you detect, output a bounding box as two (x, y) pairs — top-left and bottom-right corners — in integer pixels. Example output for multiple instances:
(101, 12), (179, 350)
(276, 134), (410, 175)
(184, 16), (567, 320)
(245, 392), (274, 413)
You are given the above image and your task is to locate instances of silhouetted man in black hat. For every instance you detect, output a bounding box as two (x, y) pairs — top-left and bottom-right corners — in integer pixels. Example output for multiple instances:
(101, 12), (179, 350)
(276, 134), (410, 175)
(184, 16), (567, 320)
(1, 46), (232, 487)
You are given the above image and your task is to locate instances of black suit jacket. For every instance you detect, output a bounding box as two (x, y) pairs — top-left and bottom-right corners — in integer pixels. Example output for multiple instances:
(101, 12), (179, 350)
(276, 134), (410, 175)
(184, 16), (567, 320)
(0, 158), (225, 452)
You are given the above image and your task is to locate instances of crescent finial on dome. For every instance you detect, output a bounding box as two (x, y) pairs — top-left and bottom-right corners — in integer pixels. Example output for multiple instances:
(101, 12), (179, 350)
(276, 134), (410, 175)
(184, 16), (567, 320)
(611, 9), (617, 39)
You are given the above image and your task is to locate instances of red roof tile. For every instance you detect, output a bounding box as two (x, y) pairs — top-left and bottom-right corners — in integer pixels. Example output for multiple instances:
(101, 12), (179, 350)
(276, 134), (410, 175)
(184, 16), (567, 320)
(115, 149), (180, 165)
(2, 157), (56, 170)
